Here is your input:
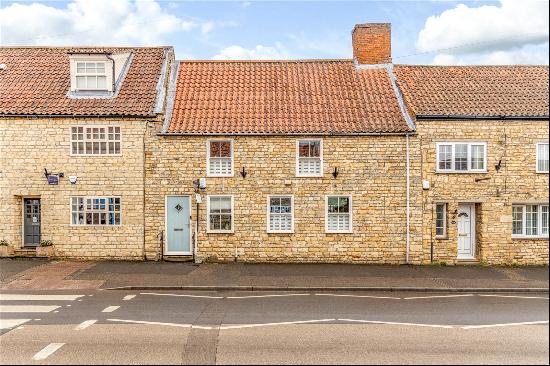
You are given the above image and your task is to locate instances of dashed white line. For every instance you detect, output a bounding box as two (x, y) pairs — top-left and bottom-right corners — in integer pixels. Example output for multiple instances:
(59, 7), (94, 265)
(461, 320), (549, 330)
(403, 294), (475, 300)
(32, 343), (65, 361)
(0, 305), (60, 313)
(339, 318), (454, 329)
(0, 294), (84, 301)
(315, 294), (400, 300)
(227, 294), (310, 299)
(74, 320), (97, 330)
(0, 319), (31, 330)
(140, 292), (223, 299)
(101, 306), (120, 313)
(123, 295), (136, 301)
(478, 294), (549, 300)
(220, 319), (336, 330)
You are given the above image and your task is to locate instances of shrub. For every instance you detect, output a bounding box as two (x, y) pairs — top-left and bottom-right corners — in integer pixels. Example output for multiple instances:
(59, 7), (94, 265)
(40, 240), (53, 247)
(0, 240), (9, 246)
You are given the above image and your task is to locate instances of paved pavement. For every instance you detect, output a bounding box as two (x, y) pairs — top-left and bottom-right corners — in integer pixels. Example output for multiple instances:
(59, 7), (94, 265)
(1, 259), (548, 291)
(0, 289), (548, 364)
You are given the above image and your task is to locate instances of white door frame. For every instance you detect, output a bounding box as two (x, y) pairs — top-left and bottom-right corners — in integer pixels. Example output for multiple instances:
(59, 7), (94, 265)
(164, 195), (192, 255)
(457, 203), (476, 259)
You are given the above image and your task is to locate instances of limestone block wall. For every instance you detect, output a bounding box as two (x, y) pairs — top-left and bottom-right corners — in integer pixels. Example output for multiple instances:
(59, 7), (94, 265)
(0, 117), (148, 259)
(145, 129), (423, 264)
(417, 119), (549, 265)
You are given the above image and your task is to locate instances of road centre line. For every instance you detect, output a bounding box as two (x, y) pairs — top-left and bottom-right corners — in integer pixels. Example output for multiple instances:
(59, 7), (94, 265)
(101, 306), (120, 313)
(477, 294), (549, 300)
(74, 320), (97, 330)
(226, 294), (311, 299)
(140, 292), (223, 299)
(461, 320), (549, 330)
(315, 294), (400, 300)
(32, 343), (65, 361)
(0, 294), (84, 301)
(339, 318), (454, 329)
(0, 305), (60, 313)
(123, 295), (136, 301)
(403, 294), (475, 300)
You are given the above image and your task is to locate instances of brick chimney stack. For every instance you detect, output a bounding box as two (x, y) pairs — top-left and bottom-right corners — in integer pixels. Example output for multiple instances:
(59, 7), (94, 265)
(352, 23), (392, 65)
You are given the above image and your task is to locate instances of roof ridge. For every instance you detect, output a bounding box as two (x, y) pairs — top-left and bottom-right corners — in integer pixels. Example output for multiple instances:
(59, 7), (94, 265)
(394, 64), (549, 68)
(177, 59), (354, 63)
(0, 46), (170, 50)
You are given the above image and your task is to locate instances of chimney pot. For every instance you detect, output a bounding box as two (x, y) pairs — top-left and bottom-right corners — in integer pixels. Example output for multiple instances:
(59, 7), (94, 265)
(352, 23), (391, 65)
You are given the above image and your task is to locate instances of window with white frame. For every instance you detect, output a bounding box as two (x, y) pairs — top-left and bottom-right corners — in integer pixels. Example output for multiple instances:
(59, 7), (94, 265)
(512, 204), (549, 237)
(436, 142), (487, 172)
(208, 140), (233, 176)
(536, 143), (549, 173)
(71, 197), (120, 226)
(71, 126), (121, 155)
(208, 196), (233, 232)
(267, 196), (293, 233)
(75, 62), (108, 90)
(326, 196), (352, 233)
(435, 203), (447, 238)
(297, 140), (322, 176)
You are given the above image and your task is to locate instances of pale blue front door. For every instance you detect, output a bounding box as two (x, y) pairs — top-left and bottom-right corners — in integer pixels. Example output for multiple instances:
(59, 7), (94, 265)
(166, 196), (191, 255)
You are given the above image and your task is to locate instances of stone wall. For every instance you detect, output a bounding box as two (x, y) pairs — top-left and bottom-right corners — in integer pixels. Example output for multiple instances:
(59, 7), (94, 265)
(145, 128), (423, 263)
(416, 119), (549, 265)
(0, 117), (149, 259)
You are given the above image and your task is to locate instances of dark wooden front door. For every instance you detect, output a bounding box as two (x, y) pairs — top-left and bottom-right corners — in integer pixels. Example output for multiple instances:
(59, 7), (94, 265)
(24, 198), (41, 247)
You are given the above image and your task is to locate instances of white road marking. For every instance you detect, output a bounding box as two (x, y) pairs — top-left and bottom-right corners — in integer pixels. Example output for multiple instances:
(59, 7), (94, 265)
(339, 318), (454, 329)
(0, 294), (84, 301)
(478, 294), (549, 300)
(0, 305), (60, 313)
(123, 295), (136, 301)
(108, 318), (195, 328)
(74, 320), (97, 330)
(101, 306), (120, 313)
(315, 294), (401, 300)
(220, 319), (336, 330)
(0, 319), (31, 329)
(461, 320), (549, 330)
(227, 294), (310, 299)
(32, 343), (65, 361)
(403, 294), (475, 300)
(140, 292), (223, 299)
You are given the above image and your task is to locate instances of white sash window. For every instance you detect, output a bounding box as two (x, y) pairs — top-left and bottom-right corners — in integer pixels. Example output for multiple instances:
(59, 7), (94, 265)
(536, 143), (549, 173)
(512, 204), (549, 238)
(71, 126), (121, 155)
(267, 196), (294, 233)
(436, 142), (487, 172)
(326, 196), (352, 233)
(297, 140), (322, 177)
(75, 62), (108, 90)
(207, 140), (233, 177)
(207, 196), (234, 233)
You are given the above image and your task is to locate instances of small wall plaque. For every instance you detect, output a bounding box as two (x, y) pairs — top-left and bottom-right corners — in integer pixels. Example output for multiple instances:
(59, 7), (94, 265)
(47, 175), (59, 185)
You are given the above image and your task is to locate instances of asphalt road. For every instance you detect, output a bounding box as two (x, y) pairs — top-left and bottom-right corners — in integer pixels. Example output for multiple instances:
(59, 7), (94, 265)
(0, 290), (548, 365)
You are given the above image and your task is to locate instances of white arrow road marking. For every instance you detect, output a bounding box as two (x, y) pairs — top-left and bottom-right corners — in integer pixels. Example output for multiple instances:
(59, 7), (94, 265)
(0, 305), (60, 313)
(403, 294), (475, 300)
(461, 320), (549, 330)
(315, 294), (401, 300)
(339, 318), (454, 329)
(122, 295), (136, 301)
(227, 294), (310, 299)
(478, 294), (549, 300)
(0, 294), (84, 301)
(101, 306), (120, 313)
(220, 319), (336, 330)
(32, 343), (65, 361)
(0, 319), (31, 330)
(74, 320), (97, 330)
(140, 292), (223, 299)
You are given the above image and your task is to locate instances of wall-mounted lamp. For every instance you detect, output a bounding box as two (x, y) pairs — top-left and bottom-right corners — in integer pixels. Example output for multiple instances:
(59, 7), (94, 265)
(240, 167), (248, 178)
(332, 167), (339, 178)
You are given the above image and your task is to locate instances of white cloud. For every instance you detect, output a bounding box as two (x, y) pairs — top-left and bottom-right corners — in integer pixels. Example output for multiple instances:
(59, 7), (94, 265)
(212, 43), (289, 60)
(0, 0), (202, 46)
(417, 0), (549, 64)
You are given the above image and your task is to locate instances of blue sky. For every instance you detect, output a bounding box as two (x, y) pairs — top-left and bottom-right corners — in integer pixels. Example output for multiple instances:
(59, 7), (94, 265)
(1, 0), (548, 64)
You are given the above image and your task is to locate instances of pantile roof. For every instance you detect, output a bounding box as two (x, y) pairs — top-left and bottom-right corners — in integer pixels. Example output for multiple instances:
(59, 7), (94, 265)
(165, 60), (411, 134)
(394, 65), (549, 118)
(0, 46), (168, 117)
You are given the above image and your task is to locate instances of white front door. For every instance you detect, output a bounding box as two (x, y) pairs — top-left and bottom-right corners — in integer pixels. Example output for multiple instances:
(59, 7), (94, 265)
(457, 204), (475, 259)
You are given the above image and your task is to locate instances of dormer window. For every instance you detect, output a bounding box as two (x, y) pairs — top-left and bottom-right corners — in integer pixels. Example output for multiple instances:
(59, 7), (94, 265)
(75, 62), (107, 90)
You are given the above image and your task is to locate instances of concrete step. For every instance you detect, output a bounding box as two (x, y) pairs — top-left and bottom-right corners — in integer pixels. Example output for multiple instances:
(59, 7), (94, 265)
(13, 248), (38, 258)
(163, 256), (194, 262)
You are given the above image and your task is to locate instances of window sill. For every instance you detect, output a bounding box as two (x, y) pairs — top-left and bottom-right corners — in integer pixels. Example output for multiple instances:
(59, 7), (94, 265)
(206, 174), (234, 178)
(512, 235), (549, 240)
(435, 235), (448, 240)
(267, 231), (294, 234)
(435, 170), (488, 174)
(296, 175), (324, 178)
(207, 230), (234, 234)
(70, 224), (122, 228)
(325, 231), (353, 234)
(535, 171), (549, 174)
